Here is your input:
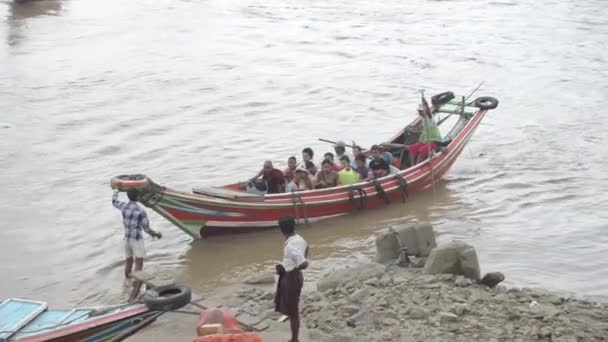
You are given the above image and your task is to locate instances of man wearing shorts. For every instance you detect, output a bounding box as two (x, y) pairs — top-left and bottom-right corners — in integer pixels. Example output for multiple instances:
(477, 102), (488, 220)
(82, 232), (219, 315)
(112, 189), (162, 278)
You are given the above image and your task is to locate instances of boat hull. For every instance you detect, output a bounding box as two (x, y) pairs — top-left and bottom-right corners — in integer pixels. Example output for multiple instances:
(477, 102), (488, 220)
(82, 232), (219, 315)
(141, 102), (489, 239)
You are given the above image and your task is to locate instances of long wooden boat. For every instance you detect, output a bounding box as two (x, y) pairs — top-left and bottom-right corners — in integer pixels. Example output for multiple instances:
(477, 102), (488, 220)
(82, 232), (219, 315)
(0, 283), (191, 341)
(111, 92), (498, 239)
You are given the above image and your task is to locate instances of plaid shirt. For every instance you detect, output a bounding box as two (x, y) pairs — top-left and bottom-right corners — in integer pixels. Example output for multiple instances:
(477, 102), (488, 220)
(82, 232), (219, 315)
(112, 191), (155, 240)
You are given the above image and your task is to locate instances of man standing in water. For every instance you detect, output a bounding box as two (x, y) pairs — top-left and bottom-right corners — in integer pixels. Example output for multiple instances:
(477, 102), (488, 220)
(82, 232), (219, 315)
(275, 216), (309, 342)
(112, 189), (162, 278)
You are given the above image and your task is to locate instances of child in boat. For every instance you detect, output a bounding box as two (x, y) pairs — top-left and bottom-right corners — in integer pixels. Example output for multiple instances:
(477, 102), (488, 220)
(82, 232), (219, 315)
(353, 154), (372, 180)
(314, 160), (339, 189)
(323, 152), (341, 172)
(283, 156), (298, 176)
(338, 156), (360, 186)
(285, 171), (298, 193)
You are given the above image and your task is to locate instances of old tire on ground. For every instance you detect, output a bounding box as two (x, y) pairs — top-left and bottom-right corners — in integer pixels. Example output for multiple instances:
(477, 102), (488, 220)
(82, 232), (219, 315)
(110, 174), (150, 191)
(474, 96), (499, 110)
(143, 284), (192, 311)
(431, 91), (455, 107)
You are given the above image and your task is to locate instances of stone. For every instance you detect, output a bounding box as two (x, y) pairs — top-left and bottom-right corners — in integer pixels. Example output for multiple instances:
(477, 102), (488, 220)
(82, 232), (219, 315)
(450, 303), (468, 316)
(438, 312), (459, 323)
(458, 244), (481, 281)
(454, 275), (473, 287)
(408, 305), (430, 319)
(258, 291), (274, 301)
(423, 241), (481, 281)
(392, 222), (437, 257)
(529, 304), (560, 320)
(410, 257), (427, 268)
(553, 336), (577, 342)
(375, 229), (401, 263)
(480, 272), (505, 287)
(340, 305), (360, 316)
(317, 263), (385, 292)
(348, 288), (370, 304)
(243, 272), (275, 285)
(538, 326), (552, 338)
(323, 333), (353, 342)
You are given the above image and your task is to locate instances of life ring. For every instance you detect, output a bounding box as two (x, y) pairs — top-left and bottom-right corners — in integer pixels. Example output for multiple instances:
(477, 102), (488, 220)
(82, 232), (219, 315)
(474, 96), (499, 110)
(110, 174), (149, 191)
(431, 91), (455, 107)
(143, 284), (192, 311)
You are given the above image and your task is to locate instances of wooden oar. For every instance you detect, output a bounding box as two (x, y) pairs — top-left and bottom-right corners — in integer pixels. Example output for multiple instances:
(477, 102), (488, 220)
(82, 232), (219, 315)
(318, 138), (356, 148)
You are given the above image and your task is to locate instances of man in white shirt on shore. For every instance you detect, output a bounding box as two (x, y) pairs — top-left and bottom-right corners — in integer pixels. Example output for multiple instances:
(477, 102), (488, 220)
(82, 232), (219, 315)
(274, 216), (309, 342)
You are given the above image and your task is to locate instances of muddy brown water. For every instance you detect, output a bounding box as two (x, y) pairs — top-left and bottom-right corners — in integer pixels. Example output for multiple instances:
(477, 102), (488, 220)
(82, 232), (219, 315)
(1, 0), (607, 324)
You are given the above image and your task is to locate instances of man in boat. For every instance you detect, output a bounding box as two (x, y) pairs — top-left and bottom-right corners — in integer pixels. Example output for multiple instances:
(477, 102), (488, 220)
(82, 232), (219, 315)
(112, 189), (162, 278)
(275, 216), (309, 342)
(250, 160), (286, 194)
(283, 156), (298, 176)
(368, 144), (390, 178)
(409, 103), (442, 166)
(333, 140), (351, 164)
(338, 156), (360, 185)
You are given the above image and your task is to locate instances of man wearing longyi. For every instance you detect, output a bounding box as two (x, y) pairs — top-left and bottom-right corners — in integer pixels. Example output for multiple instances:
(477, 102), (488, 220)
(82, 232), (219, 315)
(112, 189), (162, 278)
(275, 216), (309, 342)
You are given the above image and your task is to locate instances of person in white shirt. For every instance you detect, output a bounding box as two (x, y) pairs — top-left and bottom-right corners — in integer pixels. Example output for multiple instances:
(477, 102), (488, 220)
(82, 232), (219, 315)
(274, 216), (309, 342)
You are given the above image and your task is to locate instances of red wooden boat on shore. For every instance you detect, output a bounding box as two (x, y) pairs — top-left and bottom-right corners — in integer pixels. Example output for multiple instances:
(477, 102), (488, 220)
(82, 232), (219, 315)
(111, 91), (498, 239)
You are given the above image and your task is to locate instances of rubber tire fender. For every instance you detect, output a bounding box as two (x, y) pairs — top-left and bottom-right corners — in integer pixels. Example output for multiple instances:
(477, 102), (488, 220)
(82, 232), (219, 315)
(431, 91), (455, 107)
(474, 96), (499, 110)
(111, 174), (149, 191)
(143, 284), (192, 311)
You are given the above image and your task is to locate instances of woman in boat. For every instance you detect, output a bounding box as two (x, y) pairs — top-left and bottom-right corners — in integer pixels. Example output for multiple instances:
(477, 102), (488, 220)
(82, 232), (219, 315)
(314, 159), (339, 189)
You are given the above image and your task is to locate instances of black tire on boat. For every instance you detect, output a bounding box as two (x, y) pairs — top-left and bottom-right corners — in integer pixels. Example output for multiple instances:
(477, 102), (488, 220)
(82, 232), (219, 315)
(431, 91), (455, 107)
(143, 284), (192, 311)
(474, 96), (499, 110)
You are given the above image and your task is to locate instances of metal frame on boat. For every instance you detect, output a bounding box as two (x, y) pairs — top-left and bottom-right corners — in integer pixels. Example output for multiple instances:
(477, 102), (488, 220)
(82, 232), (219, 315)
(111, 91), (498, 239)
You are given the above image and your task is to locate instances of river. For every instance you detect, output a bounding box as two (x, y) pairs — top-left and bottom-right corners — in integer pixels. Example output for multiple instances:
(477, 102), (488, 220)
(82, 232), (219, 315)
(1, 0), (607, 321)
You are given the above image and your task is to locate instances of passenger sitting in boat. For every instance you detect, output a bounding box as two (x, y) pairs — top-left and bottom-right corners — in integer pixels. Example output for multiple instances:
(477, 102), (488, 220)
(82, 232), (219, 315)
(304, 160), (317, 176)
(369, 145), (390, 178)
(409, 106), (442, 165)
(314, 160), (339, 189)
(284, 156), (298, 176)
(295, 167), (314, 191)
(352, 144), (363, 159)
(302, 147), (319, 171)
(323, 152), (341, 172)
(338, 156), (360, 186)
(285, 171), (298, 193)
(353, 154), (372, 180)
(333, 140), (351, 163)
(250, 160), (286, 194)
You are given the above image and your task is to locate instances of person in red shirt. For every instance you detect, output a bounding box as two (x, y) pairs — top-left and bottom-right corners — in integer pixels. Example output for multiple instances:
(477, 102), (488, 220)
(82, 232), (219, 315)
(251, 160), (286, 194)
(323, 152), (342, 172)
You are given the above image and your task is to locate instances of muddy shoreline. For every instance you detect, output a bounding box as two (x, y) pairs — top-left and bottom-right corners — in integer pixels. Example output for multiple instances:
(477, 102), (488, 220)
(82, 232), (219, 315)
(134, 226), (608, 342)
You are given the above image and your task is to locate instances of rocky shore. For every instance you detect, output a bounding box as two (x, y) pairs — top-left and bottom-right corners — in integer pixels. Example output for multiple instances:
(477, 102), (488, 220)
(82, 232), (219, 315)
(137, 224), (608, 342)
(229, 224), (608, 342)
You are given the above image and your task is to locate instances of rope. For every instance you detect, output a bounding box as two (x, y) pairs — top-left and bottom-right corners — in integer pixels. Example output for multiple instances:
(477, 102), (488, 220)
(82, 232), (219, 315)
(290, 192), (309, 226)
(372, 179), (390, 205)
(347, 187), (367, 211)
(394, 174), (408, 203)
